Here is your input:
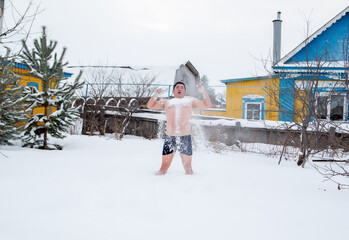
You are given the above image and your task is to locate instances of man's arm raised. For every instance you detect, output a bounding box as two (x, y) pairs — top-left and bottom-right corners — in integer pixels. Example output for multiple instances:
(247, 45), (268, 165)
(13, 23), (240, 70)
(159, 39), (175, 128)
(147, 88), (166, 109)
(192, 85), (212, 109)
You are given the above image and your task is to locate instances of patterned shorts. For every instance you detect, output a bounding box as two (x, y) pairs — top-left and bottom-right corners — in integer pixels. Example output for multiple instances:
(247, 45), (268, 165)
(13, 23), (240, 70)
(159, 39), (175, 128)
(162, 135), (193, 156)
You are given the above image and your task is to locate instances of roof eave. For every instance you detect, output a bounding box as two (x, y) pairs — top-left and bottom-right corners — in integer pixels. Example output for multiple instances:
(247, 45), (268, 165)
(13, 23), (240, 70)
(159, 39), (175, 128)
(14, 62), (73, 78)
(220, 75), (278, 84)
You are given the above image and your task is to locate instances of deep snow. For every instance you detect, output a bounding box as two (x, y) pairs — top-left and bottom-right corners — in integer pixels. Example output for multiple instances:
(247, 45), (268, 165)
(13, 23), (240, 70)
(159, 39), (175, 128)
(0, 134), (348, 240)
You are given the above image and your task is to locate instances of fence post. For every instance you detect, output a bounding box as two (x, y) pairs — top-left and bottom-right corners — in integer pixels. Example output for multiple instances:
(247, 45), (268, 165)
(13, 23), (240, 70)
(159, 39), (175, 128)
(264, 87), (267, 120)
(84, 83), (89, 101)
(329, 126), (336, 148)
(234, 121), (241, 142)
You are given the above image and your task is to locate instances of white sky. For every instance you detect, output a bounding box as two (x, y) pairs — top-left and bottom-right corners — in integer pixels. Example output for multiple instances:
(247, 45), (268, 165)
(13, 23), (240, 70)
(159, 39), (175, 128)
(3, 0), (349, 84)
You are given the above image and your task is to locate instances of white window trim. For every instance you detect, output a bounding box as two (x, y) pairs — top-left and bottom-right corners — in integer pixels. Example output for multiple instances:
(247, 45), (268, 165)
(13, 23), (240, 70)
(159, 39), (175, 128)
(316, 92), (347, 121)
(245, 102), (262, 120)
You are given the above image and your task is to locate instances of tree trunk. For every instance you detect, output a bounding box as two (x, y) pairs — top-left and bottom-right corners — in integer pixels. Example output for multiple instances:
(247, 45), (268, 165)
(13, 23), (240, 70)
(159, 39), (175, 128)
(297, 127), (308, 167)
(43, 103), (49, 149)
(43, 129), (48, 149)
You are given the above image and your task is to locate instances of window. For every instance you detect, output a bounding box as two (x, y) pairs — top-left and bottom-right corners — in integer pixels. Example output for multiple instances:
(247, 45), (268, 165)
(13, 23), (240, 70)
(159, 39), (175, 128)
(316, 96), (328, 119)
(50, 81), (56, 89)
(243, 95), (264, 120)
(330, 95), (344, 120)
(246, 103), (261, 120)
(316, 94), (346, 121)
(27, 82), (39, 93)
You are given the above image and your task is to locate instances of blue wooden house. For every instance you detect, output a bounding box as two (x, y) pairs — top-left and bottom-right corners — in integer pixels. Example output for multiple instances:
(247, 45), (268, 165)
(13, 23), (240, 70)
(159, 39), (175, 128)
(273, 5), (349, 121)
(200, 6), (349, 122)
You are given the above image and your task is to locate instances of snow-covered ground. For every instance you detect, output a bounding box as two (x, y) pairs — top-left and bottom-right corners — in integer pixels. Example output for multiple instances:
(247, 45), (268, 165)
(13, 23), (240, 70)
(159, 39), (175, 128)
(0, 134), (348, 240)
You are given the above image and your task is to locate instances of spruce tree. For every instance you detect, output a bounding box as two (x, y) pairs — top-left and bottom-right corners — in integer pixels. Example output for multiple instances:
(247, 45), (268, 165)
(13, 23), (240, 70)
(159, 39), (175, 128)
(200, 75), (216, 102)
(0, 49), (31, 145)
(20, 26), (83, 149)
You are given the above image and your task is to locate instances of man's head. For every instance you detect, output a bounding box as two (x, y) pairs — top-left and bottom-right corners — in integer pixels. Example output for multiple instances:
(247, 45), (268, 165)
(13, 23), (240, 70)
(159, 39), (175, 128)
(173, 82), (186, 98)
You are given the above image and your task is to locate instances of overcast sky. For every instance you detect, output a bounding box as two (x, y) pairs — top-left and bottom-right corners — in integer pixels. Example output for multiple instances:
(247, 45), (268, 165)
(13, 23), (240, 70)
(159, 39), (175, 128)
(4, 0), (349, 84)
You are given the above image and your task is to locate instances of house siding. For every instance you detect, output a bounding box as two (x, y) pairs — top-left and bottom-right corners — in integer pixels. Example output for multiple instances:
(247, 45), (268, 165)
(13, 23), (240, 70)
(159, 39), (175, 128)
(200, 77), (280, 120)
(13, 65), (62, 116)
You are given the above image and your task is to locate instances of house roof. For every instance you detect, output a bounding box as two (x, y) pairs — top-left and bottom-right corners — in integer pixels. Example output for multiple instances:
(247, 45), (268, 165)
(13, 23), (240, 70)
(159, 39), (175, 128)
(65, 64), (187, 86)
(275, 5), (349, 66)
(185, 61), (199, 76)
(221, 75), (277, 84)
(14, 62), (73, 78)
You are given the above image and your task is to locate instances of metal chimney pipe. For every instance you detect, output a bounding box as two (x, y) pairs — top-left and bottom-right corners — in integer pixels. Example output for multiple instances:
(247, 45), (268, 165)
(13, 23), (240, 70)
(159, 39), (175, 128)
(0, 0), (4, 36)
(273, 11), (282, 65)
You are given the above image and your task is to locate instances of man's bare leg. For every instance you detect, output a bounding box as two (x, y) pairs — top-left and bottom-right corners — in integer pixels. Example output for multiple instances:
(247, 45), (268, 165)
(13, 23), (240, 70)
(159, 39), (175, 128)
(157, 153), (175, 175)
(180, 153), (193, 175)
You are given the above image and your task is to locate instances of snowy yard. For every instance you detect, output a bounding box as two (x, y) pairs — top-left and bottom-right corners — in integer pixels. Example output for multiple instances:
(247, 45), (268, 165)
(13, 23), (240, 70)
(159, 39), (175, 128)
(0, 134), (348, 240)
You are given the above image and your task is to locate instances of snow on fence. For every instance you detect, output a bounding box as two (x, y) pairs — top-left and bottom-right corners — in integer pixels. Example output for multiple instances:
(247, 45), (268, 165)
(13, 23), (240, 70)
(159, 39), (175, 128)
(75, 97), (159, 139)
(74, 97), (349, 151)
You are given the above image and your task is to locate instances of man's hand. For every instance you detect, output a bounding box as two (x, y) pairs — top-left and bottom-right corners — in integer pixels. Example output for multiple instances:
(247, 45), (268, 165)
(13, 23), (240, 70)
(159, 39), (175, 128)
(197, 84), (205, 93)
(153, 88), (163, 99)
(155, 88), (162, 95)
(192, 84), (212, 109)
(147, 88), (166, 109)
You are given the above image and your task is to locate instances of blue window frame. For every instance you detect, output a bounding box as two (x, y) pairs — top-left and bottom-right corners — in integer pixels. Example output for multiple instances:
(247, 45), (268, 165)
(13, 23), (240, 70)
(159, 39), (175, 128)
(27, 82), (39, 90)
(242, 95), (265, 120)
(51, 81), (56, 89)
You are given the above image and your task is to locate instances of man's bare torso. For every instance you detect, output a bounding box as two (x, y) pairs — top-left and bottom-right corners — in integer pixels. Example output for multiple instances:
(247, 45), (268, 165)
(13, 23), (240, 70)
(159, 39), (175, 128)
(164, 97), (193, 136)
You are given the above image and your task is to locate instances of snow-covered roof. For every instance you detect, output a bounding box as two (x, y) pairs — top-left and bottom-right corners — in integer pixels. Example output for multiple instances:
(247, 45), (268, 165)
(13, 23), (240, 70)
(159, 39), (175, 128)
(243, 95), (264, 99)
(68, 65), (179, 86)
(138, 66), (177, 85)
(220, 75), (277, 84)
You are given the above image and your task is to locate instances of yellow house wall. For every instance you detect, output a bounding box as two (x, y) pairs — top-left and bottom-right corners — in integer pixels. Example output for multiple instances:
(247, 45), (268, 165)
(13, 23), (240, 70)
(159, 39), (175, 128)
(14, 67), (57, 116)
(265, 79), (280, 121)
(293, 89), (308, 122)
(199, 77), (280, 121)
(199, 78), (345, 122)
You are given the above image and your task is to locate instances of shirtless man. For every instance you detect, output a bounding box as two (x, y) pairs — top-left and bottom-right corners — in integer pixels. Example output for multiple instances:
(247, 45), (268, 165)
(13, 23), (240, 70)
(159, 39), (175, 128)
(147, 82), (212, 175)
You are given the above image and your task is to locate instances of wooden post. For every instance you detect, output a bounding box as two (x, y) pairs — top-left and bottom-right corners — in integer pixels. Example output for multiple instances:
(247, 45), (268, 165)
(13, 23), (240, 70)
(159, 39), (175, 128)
(235, 121), (241, 142)
(329, 126), (336, 148)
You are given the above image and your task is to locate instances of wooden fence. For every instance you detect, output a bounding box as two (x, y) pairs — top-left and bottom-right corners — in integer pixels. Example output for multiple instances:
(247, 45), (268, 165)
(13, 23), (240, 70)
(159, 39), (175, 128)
(77, 98), (349, 150)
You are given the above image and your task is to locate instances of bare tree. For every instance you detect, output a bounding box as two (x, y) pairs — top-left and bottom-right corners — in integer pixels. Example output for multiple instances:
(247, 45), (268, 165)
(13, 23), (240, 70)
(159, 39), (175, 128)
(311, 23), (349, 188)
(0, 1), (39, 55)
(271, 66), (347, 165)
(114, 98), (139, 140)
(76, 66), (120, 136)
(267, 18), (349, 167)
(78, 66), (158, 138)
(113, 71), (158, 99)
(314, 162), (349, 190)
(112, 71), (157, 139)
(78, 66), (122, 99)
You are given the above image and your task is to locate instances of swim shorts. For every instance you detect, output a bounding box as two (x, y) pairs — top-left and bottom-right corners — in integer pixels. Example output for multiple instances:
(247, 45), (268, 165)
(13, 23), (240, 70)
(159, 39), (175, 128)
(162, 135), (192, 156)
